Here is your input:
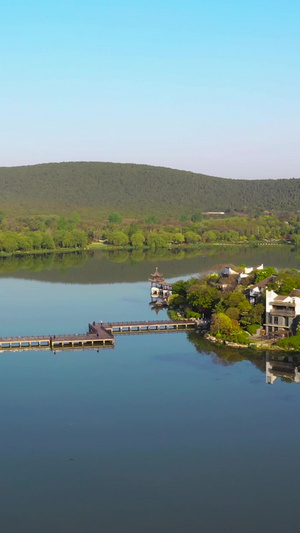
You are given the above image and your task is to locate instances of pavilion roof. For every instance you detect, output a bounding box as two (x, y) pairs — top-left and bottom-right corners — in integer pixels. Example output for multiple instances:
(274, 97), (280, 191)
(149, 267), (165, 282)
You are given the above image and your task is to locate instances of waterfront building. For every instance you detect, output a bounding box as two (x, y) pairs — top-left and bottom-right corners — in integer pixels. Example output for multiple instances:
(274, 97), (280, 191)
(265, 289), (300, 334)
(149, 267), (173, 304)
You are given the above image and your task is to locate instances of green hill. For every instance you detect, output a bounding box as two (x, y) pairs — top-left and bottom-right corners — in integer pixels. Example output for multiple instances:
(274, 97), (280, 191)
(0, 161), (299, 218)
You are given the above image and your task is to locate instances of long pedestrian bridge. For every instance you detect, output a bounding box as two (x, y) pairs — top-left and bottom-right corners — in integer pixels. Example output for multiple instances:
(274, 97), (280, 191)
(0, 319), (200, 352)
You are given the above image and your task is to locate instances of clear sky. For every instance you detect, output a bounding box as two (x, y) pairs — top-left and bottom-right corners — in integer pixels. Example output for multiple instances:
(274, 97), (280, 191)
(1, 0), (299, 178)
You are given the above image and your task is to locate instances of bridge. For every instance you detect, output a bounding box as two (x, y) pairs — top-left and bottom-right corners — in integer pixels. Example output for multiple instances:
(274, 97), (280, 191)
(0, 319), (199, 352)
(89, 319), (196, 335)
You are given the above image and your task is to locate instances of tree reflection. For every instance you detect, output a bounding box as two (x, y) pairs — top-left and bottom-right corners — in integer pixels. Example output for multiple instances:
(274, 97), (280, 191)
(187, 330), (266, 371)
(187, 330), (300, 384)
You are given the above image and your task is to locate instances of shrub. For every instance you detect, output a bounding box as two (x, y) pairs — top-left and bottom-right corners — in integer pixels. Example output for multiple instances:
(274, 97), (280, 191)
(186, 311), (201, 319)
(277, 333), (300, 350)
(247, 323), (261, 335)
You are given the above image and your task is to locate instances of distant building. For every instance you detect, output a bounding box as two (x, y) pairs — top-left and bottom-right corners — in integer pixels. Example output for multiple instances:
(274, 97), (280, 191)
(223, 266), (238, 276)
(238, 263), (263, 283)
(221, 264), (264, 293)
(202, 211), (225, 215)
(222, 264), (264, 283)
(265, 289), (300, 334)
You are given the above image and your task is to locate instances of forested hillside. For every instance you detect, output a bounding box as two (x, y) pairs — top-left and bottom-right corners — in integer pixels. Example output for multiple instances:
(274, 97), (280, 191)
(0, 162), (299, 218)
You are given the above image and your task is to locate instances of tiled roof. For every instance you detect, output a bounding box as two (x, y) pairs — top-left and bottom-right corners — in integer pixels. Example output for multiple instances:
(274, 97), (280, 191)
(251, 275), (276, 289)
(273, 295), (287, 301)
(290, 289), (300, 297)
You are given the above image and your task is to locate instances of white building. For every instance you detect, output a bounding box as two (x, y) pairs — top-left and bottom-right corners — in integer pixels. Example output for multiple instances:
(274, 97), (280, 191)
(265, 289), (300, 333)
(238, 263), (264, 283)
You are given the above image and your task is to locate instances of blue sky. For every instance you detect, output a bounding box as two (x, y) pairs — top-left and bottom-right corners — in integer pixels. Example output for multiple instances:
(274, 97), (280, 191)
(1, 0), (299, 178)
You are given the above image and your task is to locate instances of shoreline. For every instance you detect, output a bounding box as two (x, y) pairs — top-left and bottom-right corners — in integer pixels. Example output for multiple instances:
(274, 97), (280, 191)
(0, 240), (288, 259)
(204, 332), (299, 353)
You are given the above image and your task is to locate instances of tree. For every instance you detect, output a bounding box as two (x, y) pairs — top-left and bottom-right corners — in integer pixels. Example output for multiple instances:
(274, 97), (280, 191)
(210, 313), (235, 336)
(53, 230), (67, 248)
(109, 231), (129, 246)
(224, 291), (248, 309)
(172, 233), (185, 244)
(255, 267), (277, 283)
(187, 283), (219, 312)
(269, 269), (300, 295)
(61, 231), (76, 248)
(71, 230), (87, 248)
(180, 214), (189, 222)
(191, 212), (203, 222)
(0, 232), (18, 253)
(184, 231), (199, 243)
(147, 232), (168, 249)
(71, 211), (81, 226)
(41, 233), (55, 250)
(53, 230), (78, 248)
(202, 230), (217, 243)
(213, 300), (226, 314)
(292, 234), (300, 246)
(108, 212), (123, 224)
(249, 303), (265, 325)
(222, 230), (239, 242)
(28, 231), (43, 249)
(17, 234), (32, 252)
(131, 231), (145, 248)
(172, 280), (189, 297)
(128, 221), (140, 237)
(210, 313), (243, 341)
(144, 214), (158, 225)
(168, 293), (186, 308)
(226, 307), (240, 321)
(57, 216), (69, 230)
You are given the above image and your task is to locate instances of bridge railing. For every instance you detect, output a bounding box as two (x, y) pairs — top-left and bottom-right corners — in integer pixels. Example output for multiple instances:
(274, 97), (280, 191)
(0, 334), (51, 342)
(101, 319), (194, 326)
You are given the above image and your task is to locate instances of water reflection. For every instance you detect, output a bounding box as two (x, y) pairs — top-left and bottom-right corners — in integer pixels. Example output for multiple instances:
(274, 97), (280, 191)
(1, 248), (300, 533)
(0, 251), (87, 274)
(2, 323), (300, 386)
(187, 330), (266, 370)
(266, 354), (300, 384)
(187, 330), (300, 385)
(0, 245), (299, 285)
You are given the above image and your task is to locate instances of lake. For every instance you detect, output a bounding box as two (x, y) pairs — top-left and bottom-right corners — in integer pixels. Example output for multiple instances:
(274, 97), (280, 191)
(0, 246), (300, 533)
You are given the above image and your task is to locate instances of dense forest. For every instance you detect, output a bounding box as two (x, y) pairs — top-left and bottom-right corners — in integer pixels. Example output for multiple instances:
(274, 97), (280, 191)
(0, 162), (299, 218)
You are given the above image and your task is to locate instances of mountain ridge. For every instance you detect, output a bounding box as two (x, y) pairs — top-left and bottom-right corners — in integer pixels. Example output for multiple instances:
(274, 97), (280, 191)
(0, 161), (298, 217)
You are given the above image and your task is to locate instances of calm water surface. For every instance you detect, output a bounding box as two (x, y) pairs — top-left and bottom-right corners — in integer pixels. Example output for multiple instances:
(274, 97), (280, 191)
(0, 248), (300, 533)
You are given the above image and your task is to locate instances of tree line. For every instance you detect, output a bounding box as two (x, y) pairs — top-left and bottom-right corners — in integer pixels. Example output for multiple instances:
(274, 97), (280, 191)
(101, 213), (300, 248)
(2, 210), (300, 254)
(0, 229), (87, 254)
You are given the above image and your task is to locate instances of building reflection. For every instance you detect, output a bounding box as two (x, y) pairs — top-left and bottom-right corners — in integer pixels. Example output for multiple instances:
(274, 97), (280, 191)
(266, 355), (300, 385)
(187, 331), (300, 385)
